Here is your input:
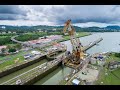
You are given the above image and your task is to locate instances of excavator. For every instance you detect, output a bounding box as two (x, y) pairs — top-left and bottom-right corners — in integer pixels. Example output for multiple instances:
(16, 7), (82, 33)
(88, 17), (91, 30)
(63, 19), (85, 69)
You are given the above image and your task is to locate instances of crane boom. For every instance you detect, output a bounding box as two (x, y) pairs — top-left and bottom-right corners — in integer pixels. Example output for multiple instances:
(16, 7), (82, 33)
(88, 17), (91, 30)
(63, 20), (84, 65)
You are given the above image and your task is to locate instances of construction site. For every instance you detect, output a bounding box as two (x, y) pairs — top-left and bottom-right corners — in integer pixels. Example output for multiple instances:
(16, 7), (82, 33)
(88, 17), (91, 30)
(1, 5), (120, 85)
(0, 20), (105, 85)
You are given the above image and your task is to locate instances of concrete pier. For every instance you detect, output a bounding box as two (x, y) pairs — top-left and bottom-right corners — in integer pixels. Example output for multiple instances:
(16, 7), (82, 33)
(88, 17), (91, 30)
(83, 38), (103, 51)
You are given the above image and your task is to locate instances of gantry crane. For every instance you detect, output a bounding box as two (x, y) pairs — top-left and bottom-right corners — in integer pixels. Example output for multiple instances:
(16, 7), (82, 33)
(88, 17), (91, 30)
(63, 19), (85, 67)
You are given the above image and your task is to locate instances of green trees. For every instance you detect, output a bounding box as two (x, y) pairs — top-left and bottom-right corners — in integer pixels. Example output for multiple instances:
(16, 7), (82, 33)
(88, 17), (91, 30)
(15, 34), (39, 41)
(7, 44), (16, 53)
(15, 32), (48, 41)
(7, 44), (22, 52)
(114, 53), (120, 58)
(14, 44), (22, 50)
(0, 36), (13, 45)
(0, 34), (16, 45)
(8, 48), (16, 53)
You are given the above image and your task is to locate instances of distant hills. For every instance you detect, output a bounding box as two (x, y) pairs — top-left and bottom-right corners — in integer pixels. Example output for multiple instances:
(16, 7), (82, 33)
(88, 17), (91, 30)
(0, 25), (120, 32)
(106, 25), (120, 29)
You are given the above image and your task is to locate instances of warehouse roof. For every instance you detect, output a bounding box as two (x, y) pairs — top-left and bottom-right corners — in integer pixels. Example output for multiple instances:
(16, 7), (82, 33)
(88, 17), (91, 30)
(72, 79), (80, 85)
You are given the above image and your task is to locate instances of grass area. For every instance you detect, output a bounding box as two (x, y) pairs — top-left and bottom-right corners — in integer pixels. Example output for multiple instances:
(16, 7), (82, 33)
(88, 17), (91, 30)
(95, 53), (120, 85)
(6, 44), (17, 47)
(0, 56), (24, 71)
(15, 32), (47, 41)
(96, 67), (120, 85)
(0, 36), (8, 38)
(0, 50), (31, 71)
(58, 32), (91, 42)
(0, 49), (43, 72)
(0, 33), (16, 36)
(0, 34), (17, 45)
(0, 50), (24, 61)
(106, 53), (120, 63)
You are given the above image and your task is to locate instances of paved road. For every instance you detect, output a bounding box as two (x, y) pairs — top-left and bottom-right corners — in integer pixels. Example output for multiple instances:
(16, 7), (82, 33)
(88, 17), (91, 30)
(11, 35), (55, 48)
(11, 35), (25, 44)
(64, 56), (91, 85)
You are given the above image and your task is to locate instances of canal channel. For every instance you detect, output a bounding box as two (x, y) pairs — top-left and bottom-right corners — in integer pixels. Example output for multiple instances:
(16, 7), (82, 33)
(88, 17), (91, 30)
(33, 32), (120, 85)
(0, 59), (47, 84)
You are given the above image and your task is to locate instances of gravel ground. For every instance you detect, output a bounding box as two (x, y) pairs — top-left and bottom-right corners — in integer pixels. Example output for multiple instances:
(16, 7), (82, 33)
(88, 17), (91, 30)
(77, 68), (99, 82)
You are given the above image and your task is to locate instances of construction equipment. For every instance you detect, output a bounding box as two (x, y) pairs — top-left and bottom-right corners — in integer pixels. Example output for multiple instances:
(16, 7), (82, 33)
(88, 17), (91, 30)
(63, 19), (85, 68)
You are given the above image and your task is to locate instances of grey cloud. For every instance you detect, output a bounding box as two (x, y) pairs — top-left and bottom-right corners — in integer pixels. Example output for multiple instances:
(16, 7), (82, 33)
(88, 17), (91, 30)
(0, 5), (27, 20)
(0, 5), (27, 15)
(0, 13), (27, 20)
(44, 5), (120, 24)
(1, 5), (120, 25)
(0, 14), (17, 20)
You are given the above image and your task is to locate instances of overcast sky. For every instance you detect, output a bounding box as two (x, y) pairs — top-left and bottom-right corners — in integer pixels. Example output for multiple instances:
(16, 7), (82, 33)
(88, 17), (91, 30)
(0, 5), (120, 27)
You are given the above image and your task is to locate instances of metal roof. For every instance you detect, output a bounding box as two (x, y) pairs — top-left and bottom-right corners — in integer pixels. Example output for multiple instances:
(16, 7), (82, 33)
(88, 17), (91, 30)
(72, 79), (80, 85)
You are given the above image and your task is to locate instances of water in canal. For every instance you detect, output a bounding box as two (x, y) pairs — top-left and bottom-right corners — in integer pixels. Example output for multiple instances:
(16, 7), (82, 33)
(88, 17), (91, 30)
(34, 66), (72, 85)
(0, 59), (47, 84)
(34, 32), (120, 85)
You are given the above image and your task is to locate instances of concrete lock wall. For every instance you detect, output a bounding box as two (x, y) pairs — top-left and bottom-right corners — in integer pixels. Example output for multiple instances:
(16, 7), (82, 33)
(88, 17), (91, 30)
(46, 51), (63, 61)
(0, 56), (46, 78)
(24, 62), (62, 85)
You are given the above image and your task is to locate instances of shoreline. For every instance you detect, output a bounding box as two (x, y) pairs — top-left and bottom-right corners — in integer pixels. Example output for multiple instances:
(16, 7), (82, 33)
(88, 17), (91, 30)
(57, 33), (92, 43)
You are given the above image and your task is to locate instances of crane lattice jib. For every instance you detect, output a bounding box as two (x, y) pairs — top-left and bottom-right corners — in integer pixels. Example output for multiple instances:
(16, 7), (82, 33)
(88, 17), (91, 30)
(63, 20), (84, 60)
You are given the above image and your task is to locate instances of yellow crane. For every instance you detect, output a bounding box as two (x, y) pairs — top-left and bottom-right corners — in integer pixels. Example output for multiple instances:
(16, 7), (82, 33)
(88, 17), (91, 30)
(63, 19), (85, 66)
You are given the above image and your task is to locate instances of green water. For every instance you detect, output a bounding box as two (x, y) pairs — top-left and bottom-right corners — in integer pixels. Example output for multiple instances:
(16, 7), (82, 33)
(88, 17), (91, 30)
(34, 66), (72, 85)
(0, 59), (47, 84)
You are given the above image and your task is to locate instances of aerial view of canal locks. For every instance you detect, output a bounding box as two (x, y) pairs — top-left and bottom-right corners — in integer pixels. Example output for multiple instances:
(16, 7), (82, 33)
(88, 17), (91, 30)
(0, 5), (120, 85)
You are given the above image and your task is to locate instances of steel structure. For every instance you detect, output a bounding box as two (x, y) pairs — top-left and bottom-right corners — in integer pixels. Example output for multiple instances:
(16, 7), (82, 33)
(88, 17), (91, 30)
(63, 19), (85, 65)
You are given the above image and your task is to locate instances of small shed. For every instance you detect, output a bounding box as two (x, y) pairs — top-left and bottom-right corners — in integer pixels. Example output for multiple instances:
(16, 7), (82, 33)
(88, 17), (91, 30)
(24, 54), (31, 59)
(97, 55), (103, 60)
(31, 51), (40, 55)
(72, 79), (80, 85)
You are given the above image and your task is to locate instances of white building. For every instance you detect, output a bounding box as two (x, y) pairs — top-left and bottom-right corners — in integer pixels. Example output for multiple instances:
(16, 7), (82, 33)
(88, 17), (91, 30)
(8, 31), (11, 33)
(31, 51), (41, 55)
(2, 32), (6, 34)
(72, 79), (80, 85)
(52, 28), (56, 31)
(39, 31), (43, 32)
(13, 32), (16, 34)
(24, 54), (31, 59)
(1, 26), (6, 29)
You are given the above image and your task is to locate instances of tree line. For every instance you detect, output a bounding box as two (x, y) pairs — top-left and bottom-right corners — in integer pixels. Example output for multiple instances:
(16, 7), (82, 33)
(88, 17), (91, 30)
(0, 36), (14, 45)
